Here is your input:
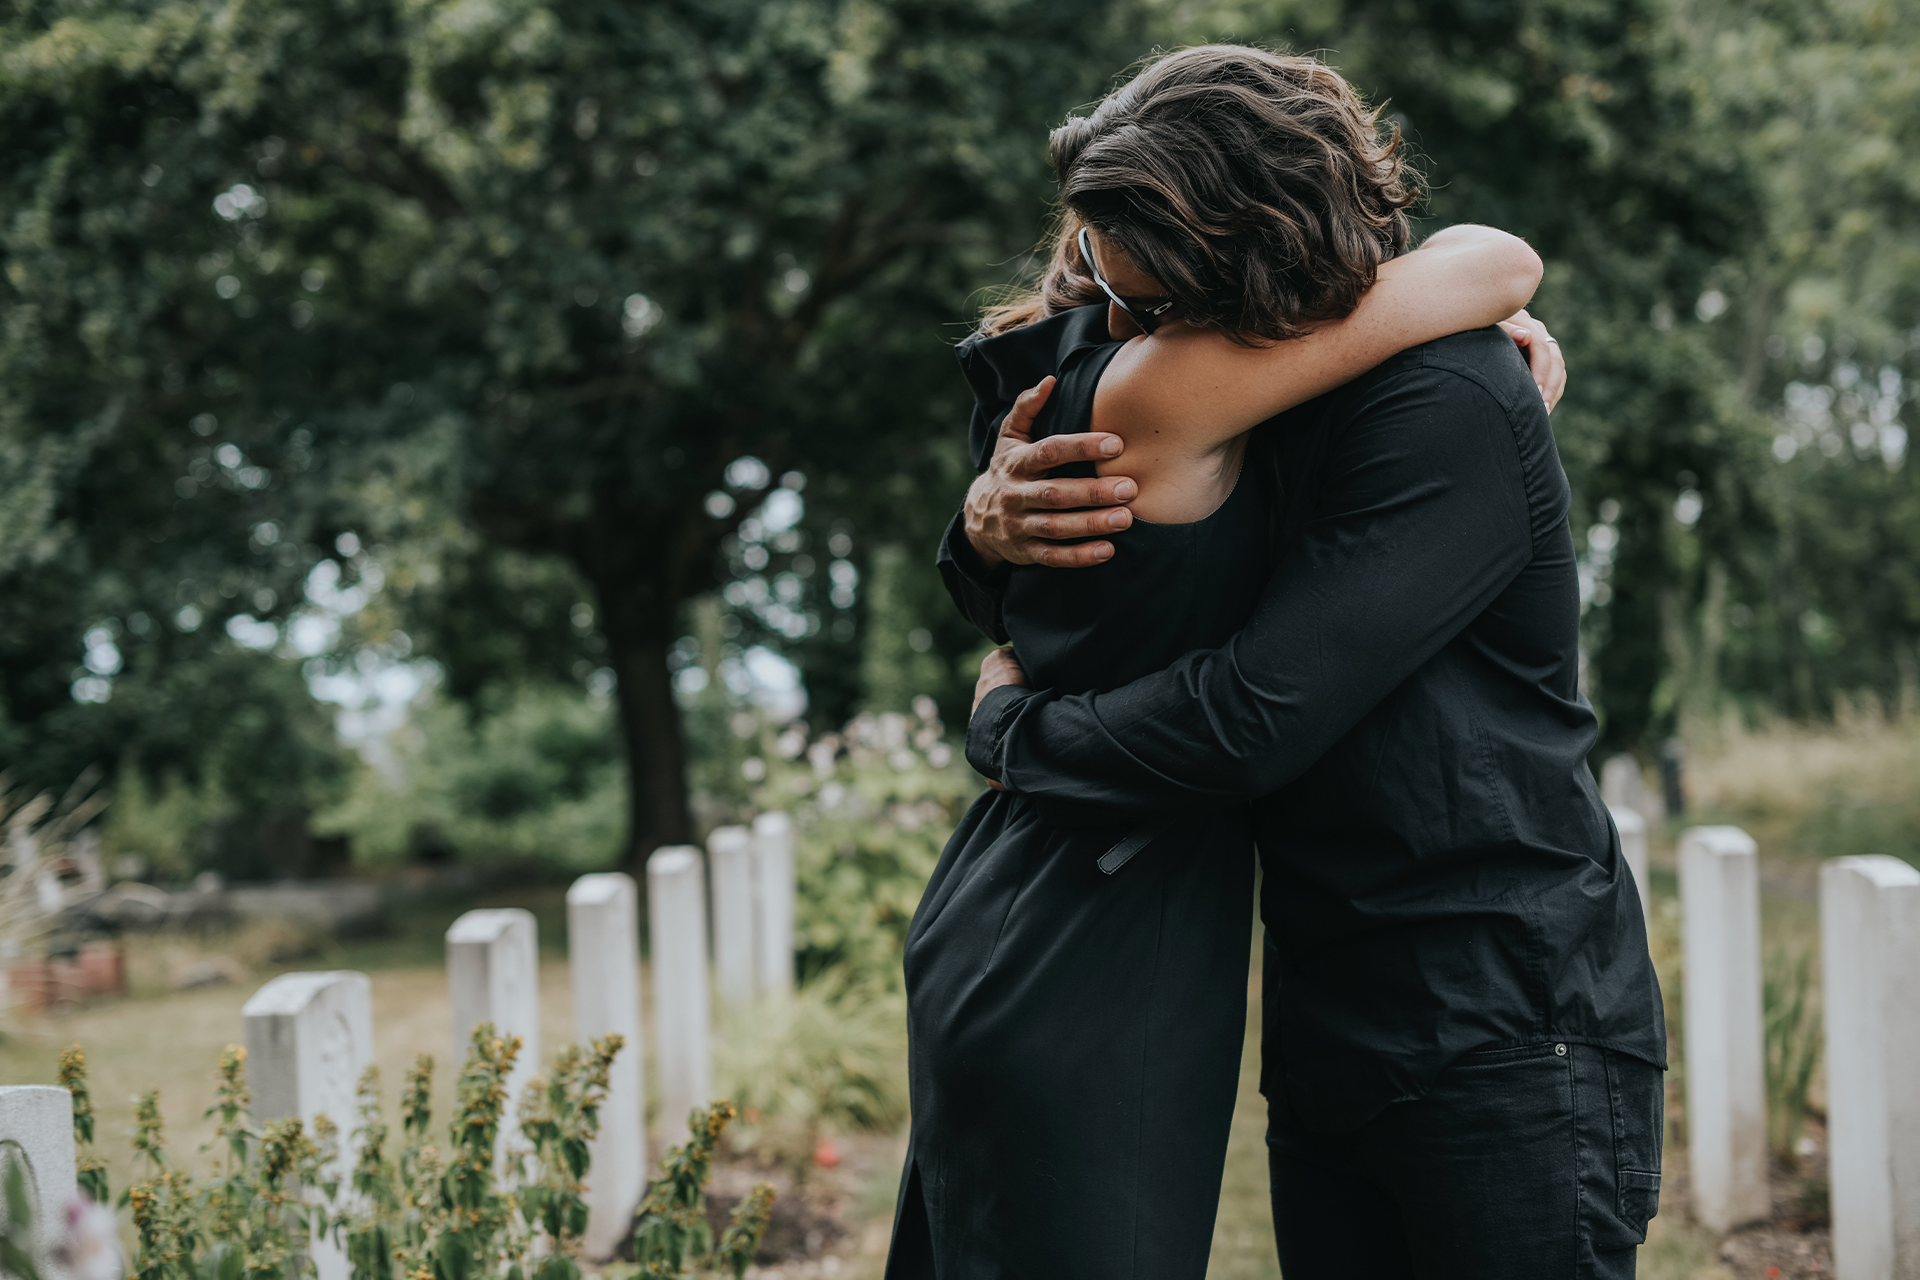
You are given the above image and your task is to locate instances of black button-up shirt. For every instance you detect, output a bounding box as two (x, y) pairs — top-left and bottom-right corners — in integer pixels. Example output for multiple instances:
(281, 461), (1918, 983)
(942, 328), (1665, 1132)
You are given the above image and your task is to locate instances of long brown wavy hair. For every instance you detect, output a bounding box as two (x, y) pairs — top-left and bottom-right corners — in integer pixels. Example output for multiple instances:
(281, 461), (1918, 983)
(982, 45), (1422, 344)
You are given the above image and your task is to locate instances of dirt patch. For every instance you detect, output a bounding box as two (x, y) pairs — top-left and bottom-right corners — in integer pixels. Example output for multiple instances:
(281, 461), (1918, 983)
(705, 1189), (848, 1264)
(1668, 1125), (1834, 1278)
(614, 1130), (903, 1275)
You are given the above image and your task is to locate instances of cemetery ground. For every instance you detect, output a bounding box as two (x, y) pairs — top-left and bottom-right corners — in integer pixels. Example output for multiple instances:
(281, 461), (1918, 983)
(4, 712), (1914, 1277)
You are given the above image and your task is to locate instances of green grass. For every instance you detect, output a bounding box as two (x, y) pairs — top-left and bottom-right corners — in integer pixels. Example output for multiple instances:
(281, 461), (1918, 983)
(1207, 967), (1282, 1278)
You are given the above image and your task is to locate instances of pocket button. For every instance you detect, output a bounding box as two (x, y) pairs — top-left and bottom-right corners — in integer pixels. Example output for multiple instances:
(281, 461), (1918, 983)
(1555, 1043), (1568, 1056)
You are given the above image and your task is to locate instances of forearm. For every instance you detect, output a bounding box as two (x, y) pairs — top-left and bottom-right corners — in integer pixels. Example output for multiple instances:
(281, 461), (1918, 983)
(936, 511), (1011, 644)
(1096, 226), (1543, 445)
(1360, 224), (1541, 337)
(970, 535), (1519, 808)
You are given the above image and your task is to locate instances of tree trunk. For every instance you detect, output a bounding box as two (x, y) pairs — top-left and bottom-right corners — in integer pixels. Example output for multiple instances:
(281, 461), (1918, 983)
(601, 607), (695, 873)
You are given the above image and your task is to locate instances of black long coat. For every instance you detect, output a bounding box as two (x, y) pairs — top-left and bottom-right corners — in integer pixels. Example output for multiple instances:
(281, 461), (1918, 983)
(885, 307), (1267, 1279)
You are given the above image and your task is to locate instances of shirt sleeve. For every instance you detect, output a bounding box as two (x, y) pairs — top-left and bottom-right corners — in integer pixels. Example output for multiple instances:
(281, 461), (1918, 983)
(936, 509), (1013, 645)
(965, 365), (1540, 810)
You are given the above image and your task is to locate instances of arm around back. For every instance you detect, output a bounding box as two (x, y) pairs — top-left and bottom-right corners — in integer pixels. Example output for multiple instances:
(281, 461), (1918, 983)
(969, 349), (1543, 809)
(1090, 226), (1542, 464)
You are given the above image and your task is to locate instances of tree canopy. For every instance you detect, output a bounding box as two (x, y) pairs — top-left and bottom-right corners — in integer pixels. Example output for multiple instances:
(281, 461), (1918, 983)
(3, 0), (1915, 873)
(2, 0), (1144, 864)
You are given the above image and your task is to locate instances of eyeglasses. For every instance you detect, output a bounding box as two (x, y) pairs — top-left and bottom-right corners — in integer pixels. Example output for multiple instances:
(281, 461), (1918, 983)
(1079, 226), (1175, 336)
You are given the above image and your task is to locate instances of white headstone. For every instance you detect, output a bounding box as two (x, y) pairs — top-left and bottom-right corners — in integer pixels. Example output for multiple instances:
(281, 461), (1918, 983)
(243, 971), (374, 1280)
(1821, 855), (1920, 1280)
(1610, 805), (1653, 938)
(1600, 754), (1647, 815)
(1678, 825), (1769, 1232)
(751, 812), (796, 1000)
(707, 826), (756, 1007)
(0, 1085), (78, 1272)
(566, 873), (646, 1262)
(647, 846), (711, 1143)
(447, 908), (540, 1143)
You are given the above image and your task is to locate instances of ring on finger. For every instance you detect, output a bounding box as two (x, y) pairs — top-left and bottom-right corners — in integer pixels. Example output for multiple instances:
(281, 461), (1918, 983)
(1544, 336), (1559, 345)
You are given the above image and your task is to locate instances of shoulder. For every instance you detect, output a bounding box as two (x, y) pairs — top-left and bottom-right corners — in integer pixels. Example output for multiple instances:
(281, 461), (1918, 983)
(1333, 328), (1570, 542)
(1408, 327), (1545, 422)
(956, 305), (1115, 415)
(1349, 328), (1536, 415)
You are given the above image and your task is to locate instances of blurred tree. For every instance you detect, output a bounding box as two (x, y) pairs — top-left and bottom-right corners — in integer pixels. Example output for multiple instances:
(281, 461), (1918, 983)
(1675, 0), (1920, 722)
(8, 0), (1914, 876)
(1, 0), (1141, 867)
(0, 20), (353, 851)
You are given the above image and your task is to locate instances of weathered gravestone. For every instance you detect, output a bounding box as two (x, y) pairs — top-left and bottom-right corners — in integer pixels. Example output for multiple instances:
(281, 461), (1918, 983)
(565, 873), (646, 1262)
(1608, 804), (1653, 938)
(1601, 753), (1659, 823)
(0, 1085), (78, 1272)
(751, 812), (796, 1000)
(707, 826), (756, 1008)
(1821, 855), (1920, 1280)
(243, 971), (374, 1280)
(1679, 825), (1769, 1232)
(446, 909), (540, 1143)
(646, 847), (711, 1143)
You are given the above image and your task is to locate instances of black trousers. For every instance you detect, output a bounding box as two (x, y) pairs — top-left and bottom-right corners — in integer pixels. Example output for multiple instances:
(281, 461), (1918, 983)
(1268, 1042), (1664, 1279)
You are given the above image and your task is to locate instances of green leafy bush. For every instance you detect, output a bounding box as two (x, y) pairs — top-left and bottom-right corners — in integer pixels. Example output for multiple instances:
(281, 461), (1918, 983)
(629, 1102), (770, 1280)
(714, 979), (909, 1178)
(50, 1026), (771, 1280)
(58, 1045), (110, 1205)
(123, 1045), (327, 1280)
(731, 703), (980, 991)
(318, 685), (625, 870)
(695, 702), (976, 1170)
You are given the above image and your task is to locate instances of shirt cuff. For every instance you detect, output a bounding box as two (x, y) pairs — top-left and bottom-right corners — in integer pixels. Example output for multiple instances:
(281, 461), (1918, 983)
(937, 512), (1010, 587)
(936, 511), (1013, 645)
(966, 683), (1033, 784)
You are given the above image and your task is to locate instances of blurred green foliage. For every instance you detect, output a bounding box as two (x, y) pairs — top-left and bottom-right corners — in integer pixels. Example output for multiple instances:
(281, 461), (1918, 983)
(2, 0), (1917, 876)
(715, 980), (910, 1177)
(0, 0), (1141, 869)
(1762, 945), (1821, 1161)
(315, 681), (626, 871)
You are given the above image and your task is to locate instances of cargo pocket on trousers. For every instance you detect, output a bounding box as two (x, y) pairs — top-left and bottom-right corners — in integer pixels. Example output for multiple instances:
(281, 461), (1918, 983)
(1605, 1049), (1665, 1234)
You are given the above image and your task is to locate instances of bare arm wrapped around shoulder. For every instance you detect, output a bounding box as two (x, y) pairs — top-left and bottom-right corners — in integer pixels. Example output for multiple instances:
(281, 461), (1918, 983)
(1090, 225), (1543, 523)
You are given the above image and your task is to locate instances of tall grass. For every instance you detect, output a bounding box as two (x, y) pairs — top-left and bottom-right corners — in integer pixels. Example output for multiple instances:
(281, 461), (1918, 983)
(1763, 947), (1822, 1160)
(1685, 703), (1920, 866)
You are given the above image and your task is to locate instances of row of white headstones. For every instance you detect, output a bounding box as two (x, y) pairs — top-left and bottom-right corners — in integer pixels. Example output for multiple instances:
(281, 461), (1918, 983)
(0, 812), (797, 1276)
(1610, 799), (1920, 1279)
(6, 801), (1917, 1276)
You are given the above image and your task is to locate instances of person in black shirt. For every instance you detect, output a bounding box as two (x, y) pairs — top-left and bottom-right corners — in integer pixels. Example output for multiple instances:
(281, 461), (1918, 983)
(944, 74), (1667, 1280)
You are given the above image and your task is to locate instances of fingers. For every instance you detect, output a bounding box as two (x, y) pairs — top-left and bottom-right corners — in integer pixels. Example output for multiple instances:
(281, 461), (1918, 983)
(1027, 539), (1116, 568)
(1524, 331), (1554, 403)
(996, 376), (1056, 447)
(1522, 314), (1567, 412)
(986, 646), (1027, 680)
(1535, 324), (1567, 412)
(1502, 309), (1563, 412)
(1020, 505), (1133, 540)
(1006, 430), (1125, 477)
(1022, 475), (1138, 510)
